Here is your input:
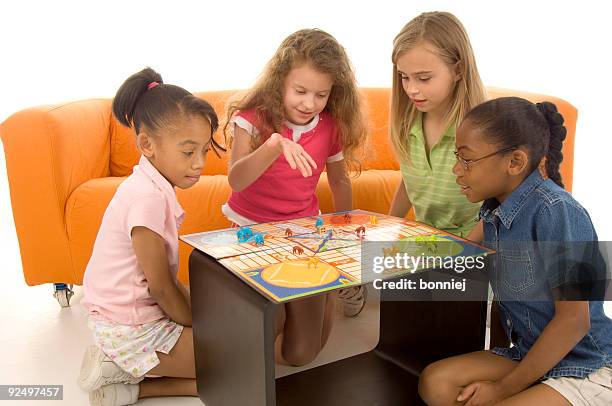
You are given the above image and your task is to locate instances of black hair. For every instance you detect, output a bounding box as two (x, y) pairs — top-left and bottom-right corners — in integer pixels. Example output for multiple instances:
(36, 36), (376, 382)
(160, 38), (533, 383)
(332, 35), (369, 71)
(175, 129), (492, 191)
(112, 67), (224, 155)
(463, 96), (567, 188)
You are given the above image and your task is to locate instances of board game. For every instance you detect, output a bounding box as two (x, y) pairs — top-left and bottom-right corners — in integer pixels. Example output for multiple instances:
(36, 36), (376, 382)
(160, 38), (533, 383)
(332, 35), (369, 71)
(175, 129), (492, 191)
(180, 210), (493, 302)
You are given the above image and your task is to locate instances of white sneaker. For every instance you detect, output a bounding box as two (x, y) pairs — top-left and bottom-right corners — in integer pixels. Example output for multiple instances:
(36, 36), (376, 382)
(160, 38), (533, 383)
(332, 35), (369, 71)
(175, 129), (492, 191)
(78, 346), (143, 392)
(338, 285), (367, 317)
(89, 383), (139, 406)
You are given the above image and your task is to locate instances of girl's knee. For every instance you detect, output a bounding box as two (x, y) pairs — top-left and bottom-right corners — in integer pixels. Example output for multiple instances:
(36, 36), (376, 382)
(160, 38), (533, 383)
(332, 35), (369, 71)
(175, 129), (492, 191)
(281, 296), (330, 366)
(282, 340), (321, 366)
(418, 361), (457, 405)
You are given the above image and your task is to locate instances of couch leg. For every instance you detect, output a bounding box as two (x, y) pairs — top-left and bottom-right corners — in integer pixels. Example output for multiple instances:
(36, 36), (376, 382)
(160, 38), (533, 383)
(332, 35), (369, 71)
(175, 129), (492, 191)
(53, 283), (74, 308)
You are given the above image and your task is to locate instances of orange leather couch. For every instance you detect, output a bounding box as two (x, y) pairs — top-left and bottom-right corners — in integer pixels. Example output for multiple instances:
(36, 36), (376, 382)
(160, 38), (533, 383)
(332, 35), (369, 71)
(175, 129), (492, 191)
(0, 88), (577, 287)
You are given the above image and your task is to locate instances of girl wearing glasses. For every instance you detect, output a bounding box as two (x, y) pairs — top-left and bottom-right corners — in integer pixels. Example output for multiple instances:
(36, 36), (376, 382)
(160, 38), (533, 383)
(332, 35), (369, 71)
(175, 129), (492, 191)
(419, 97), (612, 405)
(389, 11), (486, 240)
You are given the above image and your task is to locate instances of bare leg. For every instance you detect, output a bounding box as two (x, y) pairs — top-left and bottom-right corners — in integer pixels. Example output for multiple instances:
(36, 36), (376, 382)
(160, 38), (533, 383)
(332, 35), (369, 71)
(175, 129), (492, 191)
(320, 291), (337, 348)
(147, 327), (195, 379)
(275, 303), (287, 337)
(279, 292), (336, 366)
(138, 378), (197, 398)
(418, 351), (517, 406)
(274, 304), (290, 365)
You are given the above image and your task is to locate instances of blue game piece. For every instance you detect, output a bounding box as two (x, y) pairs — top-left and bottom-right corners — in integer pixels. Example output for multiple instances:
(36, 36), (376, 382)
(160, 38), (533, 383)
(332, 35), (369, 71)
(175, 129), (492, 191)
(254, 233), (264, 246)
(237, 226), (254, 243)
(315, 217), (324, 227)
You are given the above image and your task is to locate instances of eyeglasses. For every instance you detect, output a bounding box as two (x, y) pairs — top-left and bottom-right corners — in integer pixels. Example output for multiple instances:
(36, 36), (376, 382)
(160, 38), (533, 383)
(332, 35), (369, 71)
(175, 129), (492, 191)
(454, 147), (517, 171)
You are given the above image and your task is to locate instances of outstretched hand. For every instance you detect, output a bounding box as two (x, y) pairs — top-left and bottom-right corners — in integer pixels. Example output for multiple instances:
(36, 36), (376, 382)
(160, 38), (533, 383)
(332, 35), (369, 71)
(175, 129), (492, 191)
(267, 132), (317, 177)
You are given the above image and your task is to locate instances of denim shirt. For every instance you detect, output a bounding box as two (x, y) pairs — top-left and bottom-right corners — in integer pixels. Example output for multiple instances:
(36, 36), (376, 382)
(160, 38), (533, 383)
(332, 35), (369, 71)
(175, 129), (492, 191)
(481, 169), (612, 378)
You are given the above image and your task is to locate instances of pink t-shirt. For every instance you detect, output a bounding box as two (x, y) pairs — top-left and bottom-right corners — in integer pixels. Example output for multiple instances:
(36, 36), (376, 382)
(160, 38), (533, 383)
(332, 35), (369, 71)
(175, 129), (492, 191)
(225, 109), (343, 223)
(82, 155), (184, 325)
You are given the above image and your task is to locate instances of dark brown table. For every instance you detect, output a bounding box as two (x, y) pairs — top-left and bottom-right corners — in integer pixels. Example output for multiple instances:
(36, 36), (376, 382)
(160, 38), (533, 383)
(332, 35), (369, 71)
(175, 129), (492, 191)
(189, 248), (489, 405)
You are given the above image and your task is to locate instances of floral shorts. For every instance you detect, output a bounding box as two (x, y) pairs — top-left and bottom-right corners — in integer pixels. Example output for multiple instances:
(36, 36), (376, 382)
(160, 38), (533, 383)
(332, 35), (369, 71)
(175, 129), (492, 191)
(88, 317), (184, 378)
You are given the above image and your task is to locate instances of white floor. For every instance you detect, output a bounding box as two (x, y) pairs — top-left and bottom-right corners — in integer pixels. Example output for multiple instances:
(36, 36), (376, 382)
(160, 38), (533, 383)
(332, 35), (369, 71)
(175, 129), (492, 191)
(1, 146), (610, 406)
(0, 269), (379, 406)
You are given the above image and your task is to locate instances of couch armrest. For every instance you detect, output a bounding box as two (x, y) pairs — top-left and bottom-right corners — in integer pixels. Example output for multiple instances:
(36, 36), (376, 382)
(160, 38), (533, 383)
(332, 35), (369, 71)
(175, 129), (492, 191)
(0, 99), (112, 285)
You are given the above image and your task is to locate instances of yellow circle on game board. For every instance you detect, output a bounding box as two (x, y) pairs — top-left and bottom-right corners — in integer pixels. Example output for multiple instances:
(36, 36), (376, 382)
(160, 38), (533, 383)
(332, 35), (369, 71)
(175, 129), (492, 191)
(261, 260), (340, 288)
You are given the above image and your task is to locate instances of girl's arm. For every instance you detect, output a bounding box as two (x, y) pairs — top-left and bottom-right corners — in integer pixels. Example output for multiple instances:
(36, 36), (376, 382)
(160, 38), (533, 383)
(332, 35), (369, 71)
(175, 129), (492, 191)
(228, 126), (317, 192)
(465, 220), (484, 242)
(499, 301), (590, 392)
(459, 301), (590, 403)
(326, 159), (352, 212)
(177, 283), (191, 309)
(388, 179), (412, 217)
(131, 226), (192, 326)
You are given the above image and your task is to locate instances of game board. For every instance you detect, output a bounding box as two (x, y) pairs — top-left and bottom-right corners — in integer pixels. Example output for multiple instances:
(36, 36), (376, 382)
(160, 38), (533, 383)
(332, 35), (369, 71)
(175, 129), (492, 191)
(180, 210), (493, 302)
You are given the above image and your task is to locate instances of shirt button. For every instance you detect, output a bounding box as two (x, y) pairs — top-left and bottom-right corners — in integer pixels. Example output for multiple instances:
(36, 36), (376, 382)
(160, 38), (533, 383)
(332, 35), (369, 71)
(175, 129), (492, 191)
(506, 319), (511, 327)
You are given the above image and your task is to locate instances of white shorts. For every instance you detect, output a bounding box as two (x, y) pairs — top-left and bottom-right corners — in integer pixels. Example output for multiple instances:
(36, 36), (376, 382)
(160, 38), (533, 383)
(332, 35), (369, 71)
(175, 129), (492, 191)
(221, 203), (257, 227)
(221, 203), (323, 227)
(88, 317), (183, 377)
(541, 366), (612, 406)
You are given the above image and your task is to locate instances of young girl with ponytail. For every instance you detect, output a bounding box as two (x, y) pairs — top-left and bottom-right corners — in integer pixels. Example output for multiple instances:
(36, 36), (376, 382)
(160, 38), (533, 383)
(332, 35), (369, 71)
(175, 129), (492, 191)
(78, 67), (224, 406)
(418, 97), (612, 405)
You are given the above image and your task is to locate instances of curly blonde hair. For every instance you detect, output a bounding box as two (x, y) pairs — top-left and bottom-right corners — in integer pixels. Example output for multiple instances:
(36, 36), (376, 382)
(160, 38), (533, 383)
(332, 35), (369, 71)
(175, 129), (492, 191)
(390, 12), (487, 161)
(224, 28), (367, 172)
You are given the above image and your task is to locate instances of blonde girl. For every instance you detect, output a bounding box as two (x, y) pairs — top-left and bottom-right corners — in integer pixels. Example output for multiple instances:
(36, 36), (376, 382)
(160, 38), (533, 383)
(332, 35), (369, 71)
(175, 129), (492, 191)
(389, 11), (486, 240)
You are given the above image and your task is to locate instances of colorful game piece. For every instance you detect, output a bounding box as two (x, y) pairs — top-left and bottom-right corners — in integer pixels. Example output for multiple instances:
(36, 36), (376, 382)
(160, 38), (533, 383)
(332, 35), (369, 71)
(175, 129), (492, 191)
(285, 228), (293, 237)
(315, 217), (324, 227)
(308, 257), (320, 269)
(382, 244), (400, 257)
(253, 233), (264, 246)
(237, 226), (254, 242)
(343, 213), (351, 223)
(414, 235), (439, 253)
(355, 226), (366, 239)
(369, 215), (377, 225)
(292, 246), (304, 255)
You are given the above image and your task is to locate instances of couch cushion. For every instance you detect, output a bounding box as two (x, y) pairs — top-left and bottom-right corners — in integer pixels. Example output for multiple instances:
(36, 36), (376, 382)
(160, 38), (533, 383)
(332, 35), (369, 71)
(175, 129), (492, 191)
(109, 117), (140, 177)
(317, 169), (403, 214)
(359, 89), (399, 171)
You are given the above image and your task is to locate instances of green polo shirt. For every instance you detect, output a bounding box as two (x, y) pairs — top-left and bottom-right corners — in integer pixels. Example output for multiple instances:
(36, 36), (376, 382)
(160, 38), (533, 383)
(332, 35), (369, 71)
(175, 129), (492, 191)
(400, 114), (480, 237)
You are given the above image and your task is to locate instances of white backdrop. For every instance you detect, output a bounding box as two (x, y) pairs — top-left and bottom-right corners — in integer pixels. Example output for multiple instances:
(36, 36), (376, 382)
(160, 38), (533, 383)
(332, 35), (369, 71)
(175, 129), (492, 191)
(1, 1), (610, 279)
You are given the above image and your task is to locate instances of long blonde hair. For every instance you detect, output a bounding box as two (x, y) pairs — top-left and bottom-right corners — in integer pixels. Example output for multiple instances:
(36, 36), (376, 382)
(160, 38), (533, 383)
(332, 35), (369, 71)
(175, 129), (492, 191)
(224, 28), (367, 172)
(390, 11), (487, 161)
